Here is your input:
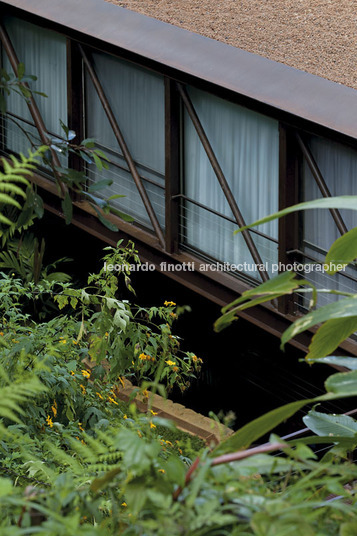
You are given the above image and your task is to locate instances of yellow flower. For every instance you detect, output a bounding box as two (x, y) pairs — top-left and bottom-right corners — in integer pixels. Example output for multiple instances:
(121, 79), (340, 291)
(192, 355), (198, 362)
(78, 422), (84, 432)
(81, 370), (90, 379)
(108, 396), (118, 405)
(169, 312), (177, 318)
(51, 400), (57, 417)
(11, 339), (19, 343)
(105, 332), (109, 337)
(70, 370), (75, 376)
(72, 340), (78, 345)
(142, 389), (149, 398)
(0, 332), (3, 336)
(172, 366), (179, 372)
(165, 440), (173, 447)
(158, 469), (165, 473)
(60, 339), (67, 344)
(164, 301), (176, 307)
(150, 422), (156, 429)
(123, 414), (128, 419)
(80, 384), (86, 395)
(178, 448), (183, 455)
(46, 415), (53, 428)
(121, 502), (127, 507)
(137, 430), (142, 438)
(118, 376), (125, 388)
(165, 360), (176, 367)
(150, 409), (158, 416)
(96, 392), (103, 400)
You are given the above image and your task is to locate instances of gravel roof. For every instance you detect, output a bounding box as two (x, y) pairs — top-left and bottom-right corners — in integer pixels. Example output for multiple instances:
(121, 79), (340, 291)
(106, 0), (357, 90)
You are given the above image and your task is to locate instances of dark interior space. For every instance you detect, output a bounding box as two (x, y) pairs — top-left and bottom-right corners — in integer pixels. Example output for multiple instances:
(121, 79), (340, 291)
(35, 210), (355, 434)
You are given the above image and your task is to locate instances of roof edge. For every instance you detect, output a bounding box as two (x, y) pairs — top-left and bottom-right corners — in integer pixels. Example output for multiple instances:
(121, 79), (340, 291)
(2, 0), (357, 140)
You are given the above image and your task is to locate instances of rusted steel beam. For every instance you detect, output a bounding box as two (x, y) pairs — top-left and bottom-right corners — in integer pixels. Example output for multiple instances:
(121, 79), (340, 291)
(164, 78), (180, 254)
(0, 20), (65, 196)
(278, 124), (299, 314)
(78, 43), (165, 250)
(66, 39), (83, 174)
(296, 133), (348, 236)
(177, 82), (269, 282)
(34, 176), (357, 355)
(2, 0), (357, 144)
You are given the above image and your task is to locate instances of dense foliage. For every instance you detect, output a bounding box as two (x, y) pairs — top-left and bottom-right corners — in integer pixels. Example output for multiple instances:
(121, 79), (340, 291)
(2, 62), (357, 535)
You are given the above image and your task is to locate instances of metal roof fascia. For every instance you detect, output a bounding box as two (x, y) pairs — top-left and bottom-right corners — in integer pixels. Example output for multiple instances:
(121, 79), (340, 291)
(1, 0), (357, 140)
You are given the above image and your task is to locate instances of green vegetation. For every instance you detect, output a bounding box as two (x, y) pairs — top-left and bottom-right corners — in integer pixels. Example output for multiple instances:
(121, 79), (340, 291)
(2, 63), (357, 535)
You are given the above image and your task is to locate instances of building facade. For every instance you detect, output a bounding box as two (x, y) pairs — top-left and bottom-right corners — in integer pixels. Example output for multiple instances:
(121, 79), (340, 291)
(1, 0), (357, 352)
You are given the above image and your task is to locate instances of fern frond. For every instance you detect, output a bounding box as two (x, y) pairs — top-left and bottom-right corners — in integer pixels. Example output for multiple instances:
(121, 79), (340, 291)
(0, 147), (45, 227)
(0, 371), (46, 424)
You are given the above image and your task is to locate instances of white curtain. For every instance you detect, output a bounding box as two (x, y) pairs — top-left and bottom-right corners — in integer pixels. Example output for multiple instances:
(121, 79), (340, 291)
(85, 51), (165, 229)
(183, 87), (279, 279)
(2, 16), (67, 155)
(303, 135), (357, 307)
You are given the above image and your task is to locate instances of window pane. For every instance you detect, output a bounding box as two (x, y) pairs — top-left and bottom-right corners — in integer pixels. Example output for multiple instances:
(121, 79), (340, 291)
(301, 135), (357, 308)
(85, 51), (165, 229)
(183, 87), (279, 279)
(2, 16), (67, 155)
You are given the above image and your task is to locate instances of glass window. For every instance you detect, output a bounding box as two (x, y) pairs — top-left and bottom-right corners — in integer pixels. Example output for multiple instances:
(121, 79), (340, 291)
(182, 87), (279, 280)
(85, 51), (165, 230)
(2, 16), (67, 155)
(301, 135), (357, 307)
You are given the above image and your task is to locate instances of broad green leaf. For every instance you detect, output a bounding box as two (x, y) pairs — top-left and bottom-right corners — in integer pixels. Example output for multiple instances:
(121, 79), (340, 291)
(94, 149), (110, 161)
(92, 152), (103, 171)
(213, 398), (313, 455)
(303, 409), (357, 438)
(164, 455), (186, 487)
(107, 194), (126, 201)
(281, 296), (357, 349)
(81, 137), (96, 148)
(110, 207), (134, 222)
(215, 271), (304, 332)
(17, 62), (25, 80)
(88, 179), (113, 193)
(224, 271), (301, 313)
(325, 369), (357, 395)
(79, 150), (93, 164)
(325, 226), (357, 274)
(291, 435), (357, 447)
(33, 193), (44, 219)
(93, 206), (118, 232)
(61, 191), (73, 225)
(306, 317), (357, 360)
(235, 196), (357, 233)
(310, 356), (357, 369)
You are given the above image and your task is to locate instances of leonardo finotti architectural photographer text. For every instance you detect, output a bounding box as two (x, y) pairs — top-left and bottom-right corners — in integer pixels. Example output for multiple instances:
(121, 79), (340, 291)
(104, 261), (346, 274)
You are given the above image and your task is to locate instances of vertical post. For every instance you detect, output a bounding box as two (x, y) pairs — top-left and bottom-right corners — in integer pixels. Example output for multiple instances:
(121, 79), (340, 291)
(165, 78), (180, 253)
(66, 39), (83, 173)
(278, 124), (299, 314)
